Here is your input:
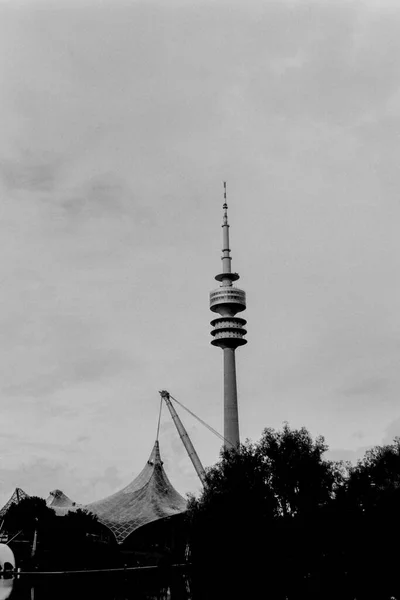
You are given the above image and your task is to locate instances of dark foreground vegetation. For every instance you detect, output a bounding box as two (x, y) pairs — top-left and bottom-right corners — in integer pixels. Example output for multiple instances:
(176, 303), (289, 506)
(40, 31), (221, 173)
(4, 424), (400, 600)
(4, 500), (119, 571)
(3, 499), (185, 572)
(187, 424), (400, 600)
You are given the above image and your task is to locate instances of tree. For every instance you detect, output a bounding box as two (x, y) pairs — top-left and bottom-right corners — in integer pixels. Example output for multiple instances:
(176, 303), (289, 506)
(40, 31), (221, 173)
(3, 496), (56, 538)
(45, 508), (117, 569)
(187, 424), (343, 599)
(62, 508), (104, 538)
(346, 439), (400, 510)
(338, 440), (400, 600)
(3, 498), (117, 571)
(256, 423), (343, 517)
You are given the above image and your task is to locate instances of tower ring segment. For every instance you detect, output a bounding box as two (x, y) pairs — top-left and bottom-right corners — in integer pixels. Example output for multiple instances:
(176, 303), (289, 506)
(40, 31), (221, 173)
(209, 287), (246, 314)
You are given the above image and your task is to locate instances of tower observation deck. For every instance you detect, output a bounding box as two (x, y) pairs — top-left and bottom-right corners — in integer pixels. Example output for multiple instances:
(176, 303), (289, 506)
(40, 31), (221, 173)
(210, 183), (247, 448)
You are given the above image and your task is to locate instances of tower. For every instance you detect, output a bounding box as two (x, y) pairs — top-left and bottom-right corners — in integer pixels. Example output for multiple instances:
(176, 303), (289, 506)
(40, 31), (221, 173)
(210, 183), (247, 448)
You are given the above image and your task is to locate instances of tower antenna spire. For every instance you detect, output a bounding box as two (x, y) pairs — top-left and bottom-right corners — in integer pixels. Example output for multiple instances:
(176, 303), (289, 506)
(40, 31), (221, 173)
(221, 181), (232, 276)
(223, 181), (228, 221)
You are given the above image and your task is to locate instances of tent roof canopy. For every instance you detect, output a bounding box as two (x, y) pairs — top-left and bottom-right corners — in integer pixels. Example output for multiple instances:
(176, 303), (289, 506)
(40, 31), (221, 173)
(86, 441), (187, 543)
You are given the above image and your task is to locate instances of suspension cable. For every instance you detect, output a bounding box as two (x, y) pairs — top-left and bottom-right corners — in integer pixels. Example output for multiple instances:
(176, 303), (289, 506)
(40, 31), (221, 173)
(156, 396), (163, 441)
(168, 394), (231, 446)
(7, 529), (23, 544)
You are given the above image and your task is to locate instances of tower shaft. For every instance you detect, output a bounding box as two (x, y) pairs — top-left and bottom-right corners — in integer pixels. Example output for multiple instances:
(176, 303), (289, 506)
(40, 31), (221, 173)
(223, 347), (239, 446)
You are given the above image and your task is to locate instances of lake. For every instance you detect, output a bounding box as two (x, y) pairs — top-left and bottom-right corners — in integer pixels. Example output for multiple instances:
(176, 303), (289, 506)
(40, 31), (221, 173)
(0, 570), (194, 600)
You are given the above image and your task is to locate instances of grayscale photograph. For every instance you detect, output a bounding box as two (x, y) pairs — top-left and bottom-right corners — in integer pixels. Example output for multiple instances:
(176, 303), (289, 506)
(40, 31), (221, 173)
(0, 0), (398, 598)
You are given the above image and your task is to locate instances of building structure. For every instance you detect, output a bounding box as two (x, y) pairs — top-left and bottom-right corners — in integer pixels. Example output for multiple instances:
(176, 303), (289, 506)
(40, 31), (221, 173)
(86, 440), (187, 544)
(0, 488), (29, 521)
(210, 183), (247, 447)
(46, 490), (78, 516)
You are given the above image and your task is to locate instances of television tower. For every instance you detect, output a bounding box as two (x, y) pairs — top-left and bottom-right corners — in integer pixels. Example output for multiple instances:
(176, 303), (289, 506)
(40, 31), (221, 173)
(210, 183), (247, 448)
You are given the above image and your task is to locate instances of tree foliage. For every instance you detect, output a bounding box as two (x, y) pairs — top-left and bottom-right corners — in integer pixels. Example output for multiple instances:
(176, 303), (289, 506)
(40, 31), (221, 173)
(337, 439), (400, 600)
(256, 423), (342, 516)
(188, 424), (400, 600)
(3, 496), (56, 537)
(3, 498), (117, 570)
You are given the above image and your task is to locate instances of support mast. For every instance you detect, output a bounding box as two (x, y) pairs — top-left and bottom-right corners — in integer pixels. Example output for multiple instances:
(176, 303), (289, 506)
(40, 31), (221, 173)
(159, 390), (207, 487)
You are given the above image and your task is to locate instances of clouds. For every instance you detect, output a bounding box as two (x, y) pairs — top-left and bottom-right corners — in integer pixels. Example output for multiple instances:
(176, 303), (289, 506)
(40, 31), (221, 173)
(0, 0), (399, 504)
(0, 457), (126, 507)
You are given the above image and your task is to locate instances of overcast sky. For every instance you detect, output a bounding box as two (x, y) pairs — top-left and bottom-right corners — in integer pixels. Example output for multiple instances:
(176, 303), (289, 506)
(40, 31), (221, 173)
(0, 0), (400, 506)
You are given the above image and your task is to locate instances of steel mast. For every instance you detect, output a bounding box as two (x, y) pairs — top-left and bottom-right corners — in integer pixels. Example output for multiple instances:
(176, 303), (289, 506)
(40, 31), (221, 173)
(159, 390), (207, 487)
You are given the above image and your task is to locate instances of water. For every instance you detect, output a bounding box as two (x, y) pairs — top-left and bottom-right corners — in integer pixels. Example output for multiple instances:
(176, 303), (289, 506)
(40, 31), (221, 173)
(0, 571), (193, 600)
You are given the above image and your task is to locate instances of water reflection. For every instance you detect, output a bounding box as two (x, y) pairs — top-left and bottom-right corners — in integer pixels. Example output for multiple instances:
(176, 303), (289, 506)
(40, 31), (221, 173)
(0, 579), (13, 600)
(4, 570), (192, 600)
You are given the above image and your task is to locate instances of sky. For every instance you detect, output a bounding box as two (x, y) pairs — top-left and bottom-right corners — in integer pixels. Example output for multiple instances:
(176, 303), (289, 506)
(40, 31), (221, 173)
(0, 0), (400, 506)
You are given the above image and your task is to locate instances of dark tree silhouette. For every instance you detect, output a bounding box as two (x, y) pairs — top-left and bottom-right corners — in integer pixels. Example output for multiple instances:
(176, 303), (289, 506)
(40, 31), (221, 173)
(44, 508), (118, 569)
(256, 423), (343, 516)
(61, 508), (104, 538)
(187, 424), (345, 599)
(3, 498), (117, 570)
(3, 496), (56, 538)
(337, 440), (400, 600)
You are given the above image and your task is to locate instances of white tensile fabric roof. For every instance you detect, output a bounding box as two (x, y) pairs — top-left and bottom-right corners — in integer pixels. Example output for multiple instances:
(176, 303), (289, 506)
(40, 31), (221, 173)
(86, 440), (187, 544)
(46, 489), (78, 516)
(0, 488), (29, 520)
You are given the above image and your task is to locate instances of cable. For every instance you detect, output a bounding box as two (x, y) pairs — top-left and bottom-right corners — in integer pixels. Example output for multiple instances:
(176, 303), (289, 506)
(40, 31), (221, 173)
(7, 529), (23, 544)
(156, 397), (163, 441)
(168, 394), (232, 446)
(170, 395), (226, 443)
